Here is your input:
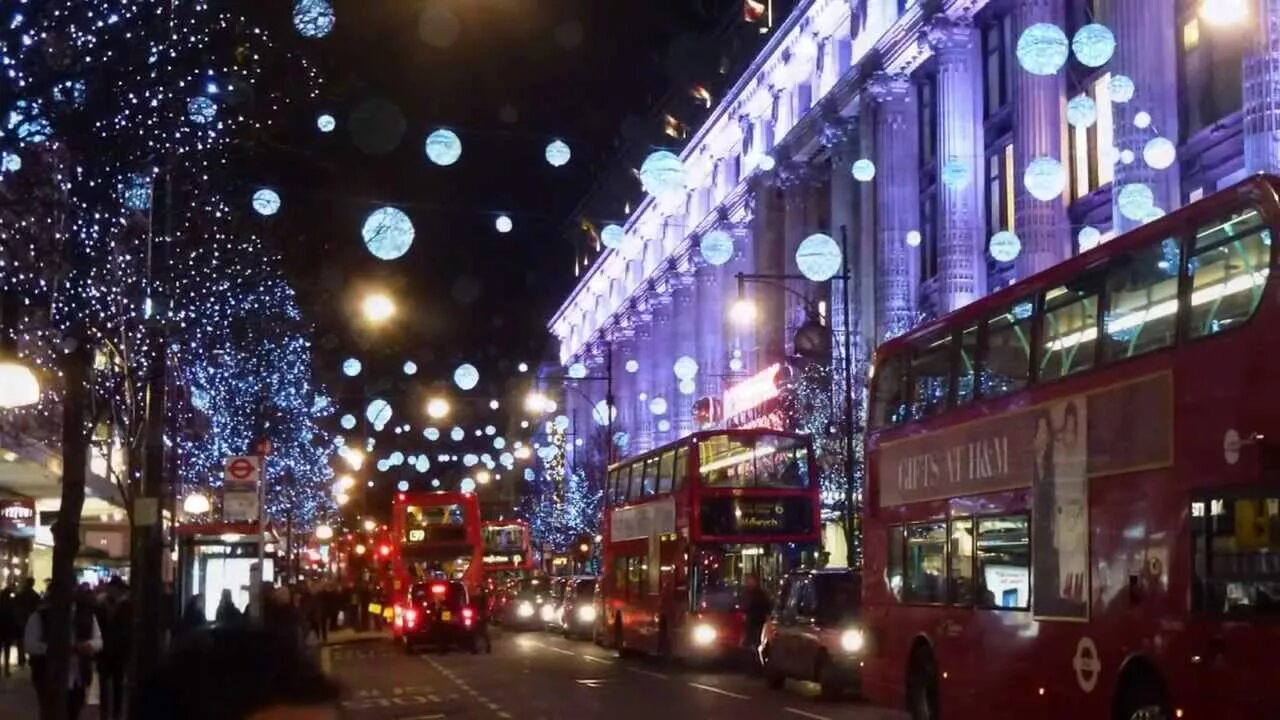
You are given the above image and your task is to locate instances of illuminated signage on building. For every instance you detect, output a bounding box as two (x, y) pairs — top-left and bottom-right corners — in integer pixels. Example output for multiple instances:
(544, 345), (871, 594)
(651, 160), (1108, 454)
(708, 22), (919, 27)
(722, 363), (781, 423)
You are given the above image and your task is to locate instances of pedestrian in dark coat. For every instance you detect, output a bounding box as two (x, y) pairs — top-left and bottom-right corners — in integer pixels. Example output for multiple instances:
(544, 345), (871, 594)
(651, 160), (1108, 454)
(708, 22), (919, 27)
(13, 577), (39, 667)
(96, 577), (131, 720)
(214, 589), (243, 626)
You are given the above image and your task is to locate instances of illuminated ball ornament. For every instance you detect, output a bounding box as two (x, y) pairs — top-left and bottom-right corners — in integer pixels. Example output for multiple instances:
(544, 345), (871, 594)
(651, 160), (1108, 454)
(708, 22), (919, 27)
(545, 139), (572, 168)
(453, 363), (480, 390)
(1023, 156), (1067, 202)
(402, 360), (418, 375)
(1109, 75), (1136, 103)
(1016, 23), (1070, 76)
(1, 153), (20, 174)
(495, 215), (513, 234)
(1116, 183), (1156, 221)
(567, 362), (588, 379)
(293, 0), (336, 38)
(1143, 137), (1177, 170)
(186, 96), (217, 125)
(365, 398), (393, 428)
(905, 231), (923, 248)
(1133, 111), (1152, 129)
(1078, 226), (1103, 252)
(120, 174), (152, 211)
(625, 359), (639, 374)
(639, 151), (688, 203)
(673, 356), (699, 381)
(252, 189), (281, 216)
(425, 128), (463, 166)
(1066, 95), (1097, 128)
(851, 159), (876, 182)
(340, 414), (357, 430)
(397, 480), (410, 492)
(678, 379), (696, 395)
(657, 419), (672, 433)
(988, 231), (1022, 263)
(649, 397), (668, 416)
(1071, 23), (1116, 68)
(342, 358), (362, 377)
(592, 400), (616, 426)
(940, 160), (971, 189)
(753, 154), (777, 172)
(554, 415), (570, 431)
(460, 477), (476, 494)
(1120, 149), (1136, 165)
(362, 207), (415, 260)
(450, 427), (465, 442)
(795, 233), (842, 282)
(317, 113), (336, 133)
(700, 230), (735, 266)
(425, 427), (440, 441)
(600, 224), (625, 249)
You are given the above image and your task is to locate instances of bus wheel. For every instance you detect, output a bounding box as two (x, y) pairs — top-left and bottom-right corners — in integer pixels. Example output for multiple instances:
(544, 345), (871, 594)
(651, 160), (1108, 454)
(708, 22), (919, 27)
(1116, 670), (1169, 720)
(906, 646), (939, 720)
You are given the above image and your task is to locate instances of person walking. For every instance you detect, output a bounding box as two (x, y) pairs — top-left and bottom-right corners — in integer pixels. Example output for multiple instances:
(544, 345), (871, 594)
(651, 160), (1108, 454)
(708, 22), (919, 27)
(741, 574), (772, 668)
(471, 585), (491, 654)
(177, 594), (206, 639)
(0, 585), (17, 677)
(96, 578), (131, 720)
(13, 577), (40, 668)
(23, 581), (103, 720)
(214, 589), (243, 626)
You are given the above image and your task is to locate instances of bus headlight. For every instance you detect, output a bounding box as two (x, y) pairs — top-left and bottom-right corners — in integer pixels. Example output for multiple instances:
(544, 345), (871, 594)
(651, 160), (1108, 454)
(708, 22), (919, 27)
(840, 628), (865, 653)
(577, 605), (597, 623)
(516, 601), (535, 618)
(691, 622), (718, 647)
(540, 603), (556, 622)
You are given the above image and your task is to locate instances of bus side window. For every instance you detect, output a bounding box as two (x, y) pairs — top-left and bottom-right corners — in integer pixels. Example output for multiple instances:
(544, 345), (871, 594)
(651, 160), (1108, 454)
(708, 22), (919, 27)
(657, 451), (675, 493)
(911, 334), (953, 419)
(614, 557), (628, 601)
(620, 465), (635, 503)
(1103, 237), (1180, 362)
(957, 323), (980, 405)
(887, 525), (905, 602)
(607, 470), (618, 507)
(903, 522), (947, 604)
(871, 353), (909, 428)
(948, 517), (975, 606)
(673, 447), (689, 490)
(1040, 281), (1100, 381)
(976, 515), (1030, 610)
(1191, 494), (1280, 616)
(982, 299), (1032, 397)
(1186, 207), (1271, 339)
(643, 457), (659, 496)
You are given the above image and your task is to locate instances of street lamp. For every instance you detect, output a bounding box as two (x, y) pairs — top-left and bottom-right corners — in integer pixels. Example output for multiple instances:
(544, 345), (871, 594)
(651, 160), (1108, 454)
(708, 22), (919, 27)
(181, 492), (211, 515)
(1199, 0), (1248, 26)
(360, 292), (396, 324)
(0, 291), (39, 409)
(335, 492), (350, 507)
(729, 297), (759, 326)
(315, 524), (334, 542)
(426, 397), (451, 419)
(524, 391), (551, 414)
(362, 518), (376, 533)
(343, 448), (365, 471)
(335, 474), (356, 492)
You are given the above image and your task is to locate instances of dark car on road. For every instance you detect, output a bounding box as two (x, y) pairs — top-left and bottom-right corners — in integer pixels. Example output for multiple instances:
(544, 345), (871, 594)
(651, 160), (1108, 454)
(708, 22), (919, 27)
(558, 576), (597, 640)
(500, 576), (554, 630)
(759, 569), (863, 699)
(399, 580), (479, 653)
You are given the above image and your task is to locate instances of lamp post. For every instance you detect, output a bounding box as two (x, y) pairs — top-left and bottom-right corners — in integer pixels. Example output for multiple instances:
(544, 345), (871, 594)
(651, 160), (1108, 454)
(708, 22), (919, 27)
(0, 290), (41, 409)
(730, 227), (859, 567)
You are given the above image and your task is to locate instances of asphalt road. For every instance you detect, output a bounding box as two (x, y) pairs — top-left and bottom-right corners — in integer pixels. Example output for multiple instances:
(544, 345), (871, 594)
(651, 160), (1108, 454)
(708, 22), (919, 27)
(324, 630), (907, 720)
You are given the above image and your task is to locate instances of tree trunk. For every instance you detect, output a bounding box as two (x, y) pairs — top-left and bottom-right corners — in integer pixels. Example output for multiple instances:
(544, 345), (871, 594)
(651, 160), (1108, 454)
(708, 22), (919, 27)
(46, 341), (91, 720)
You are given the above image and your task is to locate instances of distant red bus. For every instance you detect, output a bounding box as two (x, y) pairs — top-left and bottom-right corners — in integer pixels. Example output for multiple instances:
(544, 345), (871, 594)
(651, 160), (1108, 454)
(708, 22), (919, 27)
(389, 491), (484, 602)
(480, 520), (534, 577)
(862, 176), (1280, 720)
(600, 429), (820, 660)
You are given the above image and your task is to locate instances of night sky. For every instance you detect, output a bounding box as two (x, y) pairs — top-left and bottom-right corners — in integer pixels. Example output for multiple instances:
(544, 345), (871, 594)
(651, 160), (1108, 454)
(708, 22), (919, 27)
(233, 0), (769, 514)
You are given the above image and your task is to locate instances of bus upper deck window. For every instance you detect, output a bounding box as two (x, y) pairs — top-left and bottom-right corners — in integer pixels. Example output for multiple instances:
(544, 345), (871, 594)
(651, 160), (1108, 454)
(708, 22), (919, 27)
(1187, 207), (1270, 339)
(1040, 283), (1099, 381)
(871, 354), (909, 428)
(982, 299), (1032, 397)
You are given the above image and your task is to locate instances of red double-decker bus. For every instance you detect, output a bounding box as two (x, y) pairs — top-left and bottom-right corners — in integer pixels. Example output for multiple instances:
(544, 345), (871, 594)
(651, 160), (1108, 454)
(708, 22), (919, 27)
(600, 428), (820, 661)
(389, 491), (484, 600)
(480, 520), (534, 579)
(862, 176), (1280, 720)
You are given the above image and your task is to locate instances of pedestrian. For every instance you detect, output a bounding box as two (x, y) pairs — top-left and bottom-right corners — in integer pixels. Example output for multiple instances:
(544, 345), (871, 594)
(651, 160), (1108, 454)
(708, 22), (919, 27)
(136, 625), (341, 720)
(23, 580), (103, 720)
(13, 576), (40, 668)
(215, 589), (243, 626)
(96, 577), (131, 720)
(740, 573), (772, 664)
(471, 585), (491, 654)
(178, 594), (206, 638)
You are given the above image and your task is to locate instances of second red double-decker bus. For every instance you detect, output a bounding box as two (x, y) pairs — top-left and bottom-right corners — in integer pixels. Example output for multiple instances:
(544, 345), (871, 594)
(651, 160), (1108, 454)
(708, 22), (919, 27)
(390, 491), (484, 599)
(480, 519), (534, 579)
(600, 428), (820, 661)
(861, 176), (1280, 720)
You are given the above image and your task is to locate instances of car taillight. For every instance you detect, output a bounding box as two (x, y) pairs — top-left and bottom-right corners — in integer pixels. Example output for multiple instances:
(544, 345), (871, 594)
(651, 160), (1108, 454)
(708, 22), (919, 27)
(404, 609), (418, 628)
(431, 584), (447, 596)
(462, 607), (474, 619)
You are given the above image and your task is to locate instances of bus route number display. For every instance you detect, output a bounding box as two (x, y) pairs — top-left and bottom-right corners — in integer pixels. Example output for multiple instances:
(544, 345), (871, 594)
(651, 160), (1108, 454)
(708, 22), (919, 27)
(407, 529), (426, 542)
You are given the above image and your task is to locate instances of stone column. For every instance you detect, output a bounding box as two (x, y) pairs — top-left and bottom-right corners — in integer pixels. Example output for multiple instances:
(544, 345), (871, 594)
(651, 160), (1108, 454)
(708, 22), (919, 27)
(867, 72), (920, 341)
(1245, 0), (1280, 175)
(671, 274), (697, 437)
(694, 259), (723, 417)
(631, 299), (656, 454)
(1012, 0), (1071, 277)
(779, 164), (813, 354)
(928, 16), (988, 311)
(825, 115), (858, 437)
(649, 288), (676, 445)
(1111, 0), (1179, 231)
(611, 331), (637, 460)
(750, 176), (787, 368)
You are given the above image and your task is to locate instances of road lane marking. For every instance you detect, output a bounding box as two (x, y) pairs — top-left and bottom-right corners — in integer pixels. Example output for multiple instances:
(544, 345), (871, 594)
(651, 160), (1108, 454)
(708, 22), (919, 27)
(627, 668), (669, 680)
(688, 682), (750, 700)
(542, 645), (577, 656)
(784, 708), (833, 720)
(580, 654), (613, 664)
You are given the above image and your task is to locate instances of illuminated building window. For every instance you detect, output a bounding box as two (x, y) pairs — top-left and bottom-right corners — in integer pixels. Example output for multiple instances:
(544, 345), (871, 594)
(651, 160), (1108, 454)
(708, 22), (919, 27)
(1067, 73), (1116, 201)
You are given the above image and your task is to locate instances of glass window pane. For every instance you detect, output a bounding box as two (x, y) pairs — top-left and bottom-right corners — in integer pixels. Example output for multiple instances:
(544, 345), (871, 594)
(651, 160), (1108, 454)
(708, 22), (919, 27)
(1188, 209), (1271, 339)
(949, 517), (975, 606)
(674, 447), (689, 490)
(1040, 284), (1099, 381)
(698, 435), (755, 487)
(976, 515), (1030, 610)
(872, 354), (910, 428)
(957, 325), (979, 405)
(888, 526), (904, 602)
(904, 522), (947, 604)
(982, 299), (1033, 397)
(1103, 238), (1180, 362)
(627, 465), (642, 501)
(657, 451), (675, 493)
(642, 458), (659, 496)
(754, 435), (809, 488)
(1192, 495), (1280, 616)
(911, 335), (952, 419)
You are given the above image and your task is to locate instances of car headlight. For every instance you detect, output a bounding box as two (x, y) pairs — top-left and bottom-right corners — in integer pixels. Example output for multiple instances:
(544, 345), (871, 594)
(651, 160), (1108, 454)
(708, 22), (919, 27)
(540, 603), (556, 622)
(516, 601), (535, 618)
(839, 628), (865, 653)
(691, 622), (718, 647)
(577, 605), (597, 623)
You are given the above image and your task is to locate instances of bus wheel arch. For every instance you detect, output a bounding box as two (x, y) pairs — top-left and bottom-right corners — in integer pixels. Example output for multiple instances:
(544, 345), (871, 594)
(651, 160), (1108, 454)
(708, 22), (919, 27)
(1112, 655), (1170, 720)
(905, 636), (939, 720)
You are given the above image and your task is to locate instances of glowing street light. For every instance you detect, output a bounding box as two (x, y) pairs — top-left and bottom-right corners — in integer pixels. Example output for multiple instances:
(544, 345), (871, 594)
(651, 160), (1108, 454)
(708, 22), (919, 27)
(344, 448), (365, 471)
(0, 357), (40, 409)
(360, 292), (396, 324)
(181, 492), (211, 515)
(1199, 0), (1248, 26)
(354, 543), (367, 556)
(315, 524), (334, 542)
(335, 492), (350, 506)
(730, 297), (759, 326)
(335, 474), (356, 492)
(426, 397), (451, 420)
(524, 391), (551, 414)
(476, 470), (492, 484)
(363, 518), (377, 532)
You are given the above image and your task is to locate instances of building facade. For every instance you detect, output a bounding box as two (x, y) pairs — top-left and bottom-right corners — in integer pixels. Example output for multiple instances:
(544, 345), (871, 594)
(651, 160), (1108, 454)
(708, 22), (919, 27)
(548, 0), (1279, 565)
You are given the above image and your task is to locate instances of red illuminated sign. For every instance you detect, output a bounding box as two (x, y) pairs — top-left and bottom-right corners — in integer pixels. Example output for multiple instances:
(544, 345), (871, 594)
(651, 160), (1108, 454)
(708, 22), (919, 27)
(722, 363), (781, 421)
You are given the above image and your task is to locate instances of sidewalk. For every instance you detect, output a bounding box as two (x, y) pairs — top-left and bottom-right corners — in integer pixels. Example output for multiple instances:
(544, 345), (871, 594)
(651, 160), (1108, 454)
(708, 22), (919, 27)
(0, 666), (39, 719)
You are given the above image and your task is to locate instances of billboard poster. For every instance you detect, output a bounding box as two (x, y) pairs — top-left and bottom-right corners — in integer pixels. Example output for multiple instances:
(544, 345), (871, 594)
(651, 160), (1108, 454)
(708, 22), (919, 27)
(1031, 397), (1089, 620)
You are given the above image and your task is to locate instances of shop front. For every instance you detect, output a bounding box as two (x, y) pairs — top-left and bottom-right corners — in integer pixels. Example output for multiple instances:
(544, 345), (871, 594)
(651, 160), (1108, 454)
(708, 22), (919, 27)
(0, 495), (35, 587)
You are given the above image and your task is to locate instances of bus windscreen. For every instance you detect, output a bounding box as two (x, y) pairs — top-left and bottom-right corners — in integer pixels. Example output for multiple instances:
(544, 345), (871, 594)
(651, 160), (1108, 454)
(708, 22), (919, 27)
(697, 433), (809, 489)
(402, 503), (468, 544)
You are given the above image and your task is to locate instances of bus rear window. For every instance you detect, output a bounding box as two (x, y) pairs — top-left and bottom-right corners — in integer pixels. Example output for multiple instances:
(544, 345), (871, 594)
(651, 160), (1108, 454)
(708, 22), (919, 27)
(1187, 208), (1271, 339)
(403, 504), (466, 543)
(698, 434), (808, 488)
(1192, 495), (1280, 616)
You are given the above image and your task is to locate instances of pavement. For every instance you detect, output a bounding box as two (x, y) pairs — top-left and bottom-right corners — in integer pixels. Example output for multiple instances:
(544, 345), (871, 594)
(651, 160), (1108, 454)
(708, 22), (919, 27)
(325, 629), (908, 720)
